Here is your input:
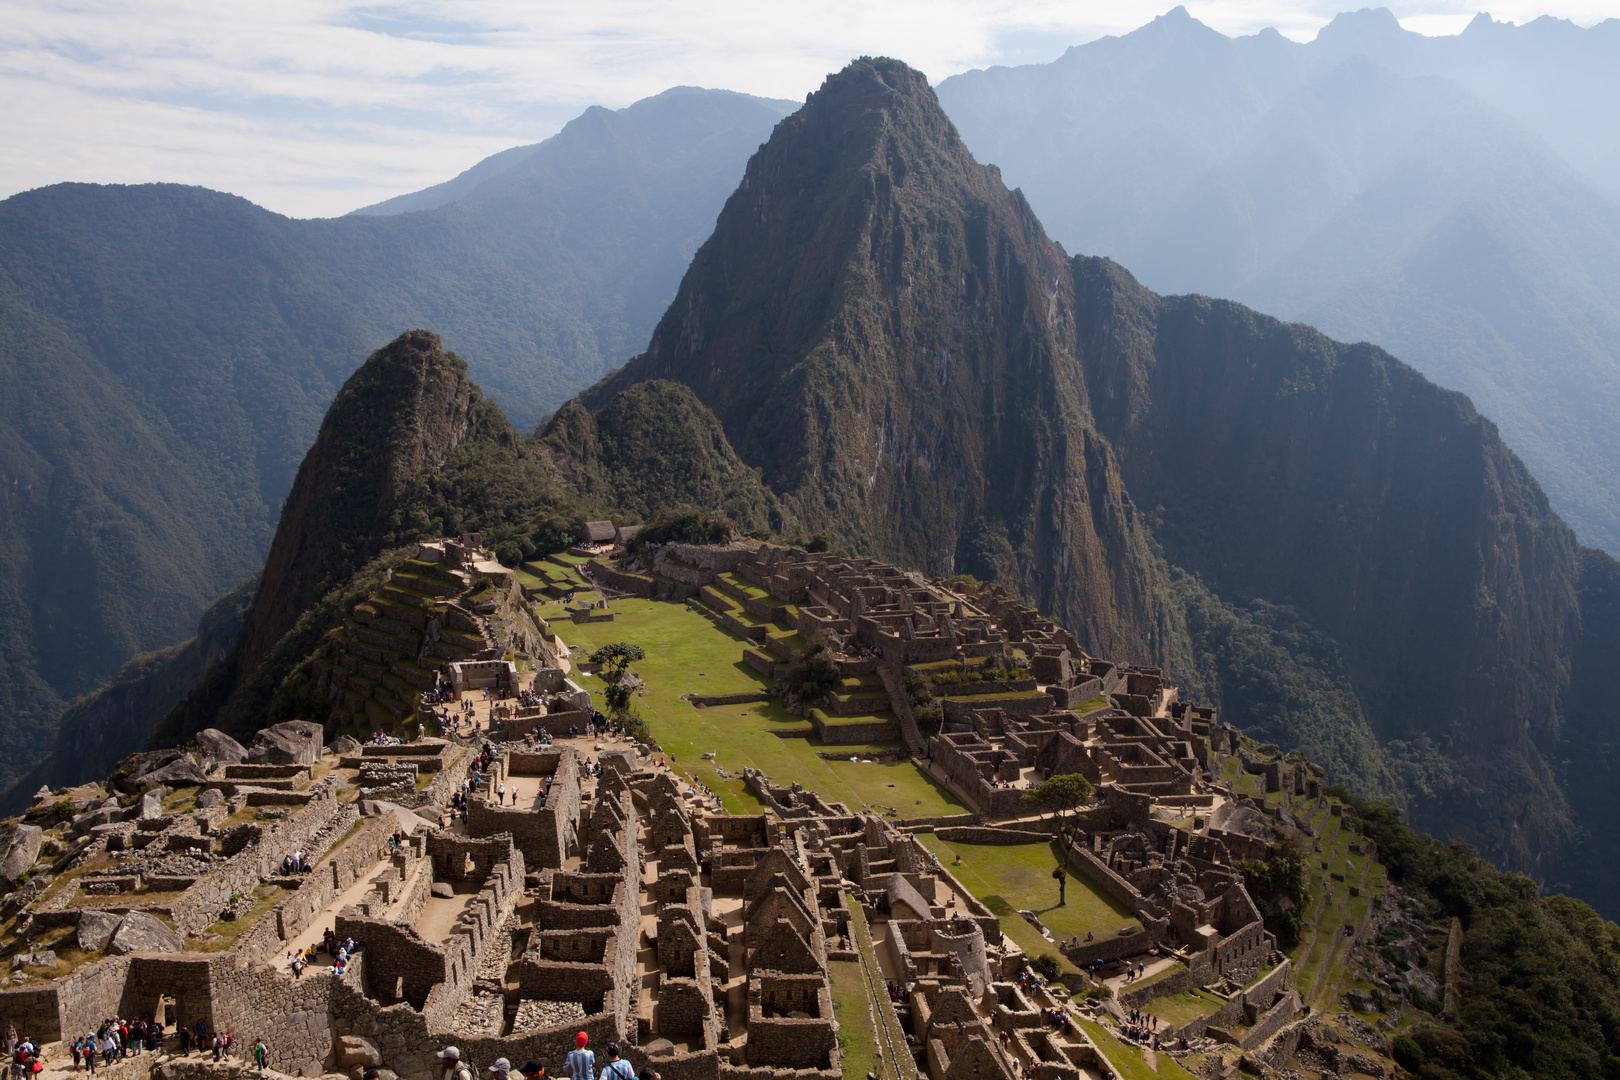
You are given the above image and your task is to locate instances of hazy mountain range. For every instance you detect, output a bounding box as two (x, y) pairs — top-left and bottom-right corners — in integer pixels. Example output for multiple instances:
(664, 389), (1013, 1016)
(0, 87), (790, 786)
(936, 6), (1620, 552)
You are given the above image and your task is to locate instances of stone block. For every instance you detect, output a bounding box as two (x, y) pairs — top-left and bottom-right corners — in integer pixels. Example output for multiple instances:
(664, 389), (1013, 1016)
(336, 1036), (383, 1069)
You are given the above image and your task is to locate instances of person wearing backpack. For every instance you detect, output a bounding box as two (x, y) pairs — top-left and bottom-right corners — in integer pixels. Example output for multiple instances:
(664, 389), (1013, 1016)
(599, 1045), (633, 1080)
(438, 1046), (472, 1080)
(253, 1041), (268, 1070)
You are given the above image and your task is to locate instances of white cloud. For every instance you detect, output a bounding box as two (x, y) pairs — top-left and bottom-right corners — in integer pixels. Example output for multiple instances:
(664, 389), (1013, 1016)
(0, 0), (1615, 217)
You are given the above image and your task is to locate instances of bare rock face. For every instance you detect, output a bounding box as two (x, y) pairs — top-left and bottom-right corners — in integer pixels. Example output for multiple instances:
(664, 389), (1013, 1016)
(336, 1036), (383, 1069)
(196, 728), (249, 770)
(247, 721), (324, 766)
(108, 910), (184, 954)
(0, 824), (43, 883)
(77, 909), (123, 952)
(330, 734), (361, 756)
(430, 882), (454, 899)
(110, 749), (185, 794)
(196, 788), (225, 809)
(143, 758), (207, 788)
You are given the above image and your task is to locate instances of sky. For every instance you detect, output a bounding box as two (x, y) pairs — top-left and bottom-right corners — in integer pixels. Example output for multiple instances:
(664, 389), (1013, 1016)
(2, 0), (1618, 219)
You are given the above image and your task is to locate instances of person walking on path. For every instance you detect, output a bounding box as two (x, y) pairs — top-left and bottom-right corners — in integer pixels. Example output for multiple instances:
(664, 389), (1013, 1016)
(254, 1041), (268, 1070)
(565, 1033), (594, 1080)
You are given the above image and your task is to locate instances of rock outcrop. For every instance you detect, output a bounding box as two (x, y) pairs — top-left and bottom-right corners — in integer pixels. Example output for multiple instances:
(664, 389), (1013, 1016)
(196, 728), (249, 771)
(247, 721), (323, 766)
(108, 911), (185, 954)
(0, 824), (43, 883)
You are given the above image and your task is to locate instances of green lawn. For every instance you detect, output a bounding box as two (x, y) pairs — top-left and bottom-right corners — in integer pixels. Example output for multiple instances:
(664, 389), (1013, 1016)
(830, 961), (889, 1080)
(915, 836), (1137, 971)
(1146, 988), (1226, 1029)
(1078, 1018), (1199, 1080)
(551, 598), (965, 819)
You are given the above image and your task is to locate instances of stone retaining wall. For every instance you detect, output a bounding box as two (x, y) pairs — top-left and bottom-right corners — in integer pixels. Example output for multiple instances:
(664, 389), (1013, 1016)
(934, 827), (1051, 845)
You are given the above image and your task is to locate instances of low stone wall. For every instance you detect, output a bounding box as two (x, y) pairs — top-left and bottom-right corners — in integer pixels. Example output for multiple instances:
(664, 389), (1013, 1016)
(812, 712), (900, 744)
(742, 648), (776, 677)
(168, 787), (347, 935)
(586, 560), (655, 597)
(689, 693), (771, 707)
(934, 827), (1051, 845)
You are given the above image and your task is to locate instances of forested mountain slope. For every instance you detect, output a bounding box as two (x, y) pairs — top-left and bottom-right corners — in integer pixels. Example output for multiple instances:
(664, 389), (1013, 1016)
(0, 87), (789, 787)
(934, 8), (1620, 555)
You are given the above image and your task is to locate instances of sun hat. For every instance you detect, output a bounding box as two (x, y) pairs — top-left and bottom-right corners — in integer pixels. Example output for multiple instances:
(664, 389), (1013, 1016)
(438, 1048), (461, 1061)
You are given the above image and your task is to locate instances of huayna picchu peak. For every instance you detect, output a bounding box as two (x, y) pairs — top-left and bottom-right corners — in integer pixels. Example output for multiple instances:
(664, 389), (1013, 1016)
(3, 45), (1620, 1080)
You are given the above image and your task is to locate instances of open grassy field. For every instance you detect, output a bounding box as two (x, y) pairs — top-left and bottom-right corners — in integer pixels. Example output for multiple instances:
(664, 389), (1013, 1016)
(914, 835), (1136, 972)
(550, 597), (966, 819)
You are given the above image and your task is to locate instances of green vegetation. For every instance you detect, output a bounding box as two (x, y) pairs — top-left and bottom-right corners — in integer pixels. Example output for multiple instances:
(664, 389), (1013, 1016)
(1076, 1018), (1199, 1080)
(1346, 792), (1620, 1080)
(1021, 773), (1095, 848)
(550, 597), (962, 818)
(919, 837), (1134, 966)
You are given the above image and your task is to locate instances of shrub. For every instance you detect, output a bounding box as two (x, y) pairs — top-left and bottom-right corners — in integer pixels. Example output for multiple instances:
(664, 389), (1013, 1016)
(1031, 954), (1062, 981)
(1391, 1034), (1424, 1072)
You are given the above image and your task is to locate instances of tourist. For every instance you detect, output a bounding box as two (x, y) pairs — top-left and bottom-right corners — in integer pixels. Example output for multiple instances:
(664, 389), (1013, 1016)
(179, 1026), (192, 1054)
(255, 1041), (269, 1070)
(635, 1070), (660, 1080)
(213, 1033), (227, 1062)
(438, 1047), (472, 1080)
(599, 1045), (633, 1080)
(565, 1032), (594, 1080)
(99, 1032), (116, 1067)
(521, 1060), (546, 1080)
(485, 1058), (513, 1080)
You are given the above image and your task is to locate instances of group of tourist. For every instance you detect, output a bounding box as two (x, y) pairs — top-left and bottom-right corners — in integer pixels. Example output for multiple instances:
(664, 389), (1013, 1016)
(369, 730), (406, 746)
(1118, 1006), (1171, 1050)
(436, 1032), (660, 1080)
(286, 929), (362, 978)
(4, 1026), (42, 1077)
(39, 1017), (259, 1070)
(280, 849), (315, 874)
(885, 979), (909, 1004)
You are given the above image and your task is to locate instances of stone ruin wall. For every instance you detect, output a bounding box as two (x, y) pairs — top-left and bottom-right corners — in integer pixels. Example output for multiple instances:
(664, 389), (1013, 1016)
(168, 787), (351, 936)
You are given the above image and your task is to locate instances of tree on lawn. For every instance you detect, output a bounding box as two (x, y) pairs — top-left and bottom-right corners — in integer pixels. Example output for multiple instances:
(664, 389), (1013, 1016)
(1022, 772), (1095, 848)
(589, 642), (645, 681)
(1052, 865), (1068, 906)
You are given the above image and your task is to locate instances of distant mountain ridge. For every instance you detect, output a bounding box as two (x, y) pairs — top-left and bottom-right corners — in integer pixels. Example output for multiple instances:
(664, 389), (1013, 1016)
(935, 7), (1620, 554)
(0, 87), (790, 787)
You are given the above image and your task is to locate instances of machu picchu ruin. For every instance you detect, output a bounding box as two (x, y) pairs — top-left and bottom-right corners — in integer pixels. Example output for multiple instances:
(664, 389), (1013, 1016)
(0, 537), (1443, 1080)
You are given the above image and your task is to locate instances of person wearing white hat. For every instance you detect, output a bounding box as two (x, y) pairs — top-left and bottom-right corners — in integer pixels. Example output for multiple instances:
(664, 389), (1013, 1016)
(486, 1058), (513, 1080)
(439, 1047), (471, 1080)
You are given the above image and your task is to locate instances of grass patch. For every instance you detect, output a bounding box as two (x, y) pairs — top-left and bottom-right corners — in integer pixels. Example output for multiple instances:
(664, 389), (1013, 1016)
(1146, 988), (1226, 1029)
(919, 837), (1137, 974)
(1078, 1018), (1199, 1080)
(829, 962), (888, 1080)
(551, 597), (966, 818)
(1073, 695), (1109, 713)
